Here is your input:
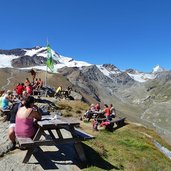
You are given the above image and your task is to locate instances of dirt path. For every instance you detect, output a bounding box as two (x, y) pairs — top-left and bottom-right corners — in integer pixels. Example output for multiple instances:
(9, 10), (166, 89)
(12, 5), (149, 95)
(1, 72), (14, 90)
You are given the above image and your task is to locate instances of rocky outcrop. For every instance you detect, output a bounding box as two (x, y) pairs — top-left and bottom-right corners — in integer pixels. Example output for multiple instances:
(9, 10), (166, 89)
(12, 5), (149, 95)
(70, 91), (83, 100)
(111, 72), (135, 86)
(0, 48), (26, 56)
(103, 64), (121, 73)
(11, 55), (47, 68)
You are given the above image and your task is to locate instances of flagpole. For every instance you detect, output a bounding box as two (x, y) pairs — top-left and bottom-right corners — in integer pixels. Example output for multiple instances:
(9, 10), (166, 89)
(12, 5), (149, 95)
(45, 66), (47, 87)
(45, 38), (48, 87)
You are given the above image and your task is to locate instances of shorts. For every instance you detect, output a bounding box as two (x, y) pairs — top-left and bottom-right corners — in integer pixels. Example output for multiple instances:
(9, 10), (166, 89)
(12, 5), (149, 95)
(9, 123), (15, 129)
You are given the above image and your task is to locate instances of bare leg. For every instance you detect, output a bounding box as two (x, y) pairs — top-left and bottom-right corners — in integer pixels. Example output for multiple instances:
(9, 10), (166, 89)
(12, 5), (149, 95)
(8, 127), (16, 143)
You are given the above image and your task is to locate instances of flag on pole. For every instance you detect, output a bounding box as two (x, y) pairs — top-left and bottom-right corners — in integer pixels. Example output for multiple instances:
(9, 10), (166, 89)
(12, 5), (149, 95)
(46, 44), (54, 72)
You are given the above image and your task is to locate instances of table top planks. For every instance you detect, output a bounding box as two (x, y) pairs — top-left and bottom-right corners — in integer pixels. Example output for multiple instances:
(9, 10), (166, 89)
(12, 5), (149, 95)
(38, 115), (80, 128)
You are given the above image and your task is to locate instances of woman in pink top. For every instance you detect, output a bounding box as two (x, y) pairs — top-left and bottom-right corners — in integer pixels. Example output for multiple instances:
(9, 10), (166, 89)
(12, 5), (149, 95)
(15, 96), (41, 138)
(25, 84), (33, 95)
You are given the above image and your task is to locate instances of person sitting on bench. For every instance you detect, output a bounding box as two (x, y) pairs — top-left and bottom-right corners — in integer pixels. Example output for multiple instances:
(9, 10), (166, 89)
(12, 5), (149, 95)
(8, 96), (25, 150)
(15, 96), (41, 138)
(32, 78), (39, 89)
(1, 90), (13, 110)
(37, 78), (43, 89)
(109, 104), (116, 118)
(54, 86), (62, 98)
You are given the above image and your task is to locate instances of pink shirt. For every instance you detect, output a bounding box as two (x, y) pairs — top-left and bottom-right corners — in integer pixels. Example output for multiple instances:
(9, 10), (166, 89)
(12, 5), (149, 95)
(26, 85), (33, 95)
(15, 117), (36, 138)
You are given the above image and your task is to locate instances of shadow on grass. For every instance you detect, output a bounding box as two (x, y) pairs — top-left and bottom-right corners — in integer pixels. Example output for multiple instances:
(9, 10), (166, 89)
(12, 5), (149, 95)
(112, 122), (128, 132)
(82, 143), (119, 170)
(28, 142), (119, 170)
(103, 121), (128, 132)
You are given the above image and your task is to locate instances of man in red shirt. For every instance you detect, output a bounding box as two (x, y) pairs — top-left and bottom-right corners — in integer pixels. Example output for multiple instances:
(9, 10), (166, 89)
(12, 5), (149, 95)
(16, 83), (25, 95)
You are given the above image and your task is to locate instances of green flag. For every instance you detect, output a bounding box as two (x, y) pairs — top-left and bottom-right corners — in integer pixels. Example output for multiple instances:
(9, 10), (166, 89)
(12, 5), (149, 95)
(46, 44), (54, 72)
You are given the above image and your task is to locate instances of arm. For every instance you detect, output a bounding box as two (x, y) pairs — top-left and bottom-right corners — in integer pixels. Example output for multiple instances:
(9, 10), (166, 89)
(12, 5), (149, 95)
(32, 110), (41, 121)
(32, 105), (42, 121)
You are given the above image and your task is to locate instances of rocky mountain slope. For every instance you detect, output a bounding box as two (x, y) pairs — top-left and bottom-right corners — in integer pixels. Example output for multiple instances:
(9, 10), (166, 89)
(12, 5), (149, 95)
(0, 46), (171, 144)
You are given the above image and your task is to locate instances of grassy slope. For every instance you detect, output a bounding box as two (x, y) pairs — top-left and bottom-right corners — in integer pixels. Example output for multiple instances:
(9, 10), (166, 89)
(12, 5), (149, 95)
(56, 100), (171, 171)
(82, 124), (171, 171)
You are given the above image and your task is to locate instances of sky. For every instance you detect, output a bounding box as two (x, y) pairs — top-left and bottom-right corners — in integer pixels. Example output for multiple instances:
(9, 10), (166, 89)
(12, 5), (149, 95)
(0, 0), (171, 72)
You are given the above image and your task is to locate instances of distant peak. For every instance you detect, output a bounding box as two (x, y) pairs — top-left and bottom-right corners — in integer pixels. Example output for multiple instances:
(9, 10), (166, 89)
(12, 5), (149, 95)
(152, 65), (165, 73)
(102, 64), (120, 72)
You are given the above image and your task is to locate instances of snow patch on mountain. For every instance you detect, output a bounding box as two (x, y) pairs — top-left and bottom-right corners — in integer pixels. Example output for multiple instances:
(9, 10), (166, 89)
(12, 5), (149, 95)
(0, 54), (19, 68)
(24, 47), (46, 56)
(97, 65), (120, 78)
(97, 65), (112, 77)
(152, 65), (165, 73)
(128, 72), (156, 82)
(20, 59), (92, 73)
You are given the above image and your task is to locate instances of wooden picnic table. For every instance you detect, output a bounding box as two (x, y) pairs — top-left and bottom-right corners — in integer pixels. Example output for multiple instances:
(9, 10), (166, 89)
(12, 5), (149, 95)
(18, 115), (94, 164)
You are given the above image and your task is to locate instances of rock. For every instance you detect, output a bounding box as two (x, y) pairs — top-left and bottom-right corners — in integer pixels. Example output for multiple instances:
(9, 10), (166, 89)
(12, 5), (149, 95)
(70, 91), (83, 100)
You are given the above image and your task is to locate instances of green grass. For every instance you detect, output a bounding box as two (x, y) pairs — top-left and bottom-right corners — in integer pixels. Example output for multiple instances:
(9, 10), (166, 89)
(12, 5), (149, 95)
(55, 100), (171, 171)
(56, 100), (89, 117)
(82, 123), (171, 171)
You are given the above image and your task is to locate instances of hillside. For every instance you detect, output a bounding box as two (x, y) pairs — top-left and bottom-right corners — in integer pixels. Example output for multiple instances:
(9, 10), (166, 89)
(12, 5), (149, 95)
(0, 99), (171, 171)
(53, 100), (171, 170)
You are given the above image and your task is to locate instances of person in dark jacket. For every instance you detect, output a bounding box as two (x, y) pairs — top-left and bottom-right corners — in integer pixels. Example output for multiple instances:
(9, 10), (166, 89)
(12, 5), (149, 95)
(8, 97), (25, 149)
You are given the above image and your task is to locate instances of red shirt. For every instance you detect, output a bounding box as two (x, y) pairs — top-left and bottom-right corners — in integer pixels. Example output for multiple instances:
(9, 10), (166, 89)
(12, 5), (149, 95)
(104, 107), (111, 116)
(16, 85), (24, 95)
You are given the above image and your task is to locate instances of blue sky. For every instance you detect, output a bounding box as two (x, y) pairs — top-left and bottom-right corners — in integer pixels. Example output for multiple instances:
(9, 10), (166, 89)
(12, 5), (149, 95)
(0, 0), (170, 72)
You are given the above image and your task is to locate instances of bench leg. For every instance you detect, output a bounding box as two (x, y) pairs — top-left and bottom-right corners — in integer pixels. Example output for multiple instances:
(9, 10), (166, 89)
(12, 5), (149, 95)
(23, 148), (35, 163)
(74, 142), (87, 163)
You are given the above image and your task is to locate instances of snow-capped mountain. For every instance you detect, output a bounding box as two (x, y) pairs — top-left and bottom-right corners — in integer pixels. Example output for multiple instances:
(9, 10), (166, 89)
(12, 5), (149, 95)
(0, 46), (166, 83)
(152, 65), (165, 73)
(127, 71), (156, 83)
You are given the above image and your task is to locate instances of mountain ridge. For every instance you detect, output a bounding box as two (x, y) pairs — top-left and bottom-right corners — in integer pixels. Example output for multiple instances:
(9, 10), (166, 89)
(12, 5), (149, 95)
(0, 46), (166, 82)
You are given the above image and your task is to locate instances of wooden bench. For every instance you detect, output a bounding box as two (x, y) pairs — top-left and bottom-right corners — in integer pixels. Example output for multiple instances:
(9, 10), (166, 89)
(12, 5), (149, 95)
(17, 128), (94, 163)
(0, 109), (10, 115)
(110, 117), (126, 127)
(17, 137), (34, 148)
(0, 109), (10, 121)
(74, 128), (94, 140)
(94, 117), (126, 131)
(33, 90), (44, 96)
(17, 137), (35, 163)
